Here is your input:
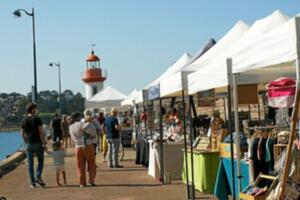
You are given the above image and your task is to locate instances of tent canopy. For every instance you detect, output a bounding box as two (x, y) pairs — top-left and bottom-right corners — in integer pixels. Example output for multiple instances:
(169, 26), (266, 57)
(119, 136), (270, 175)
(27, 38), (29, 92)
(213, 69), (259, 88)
(188, 10), (291, 95)
(85, 85), (126, 109)
(160, 20), (250, 97)
(121, 89), (139, 106)
(146, 53), (192, 89)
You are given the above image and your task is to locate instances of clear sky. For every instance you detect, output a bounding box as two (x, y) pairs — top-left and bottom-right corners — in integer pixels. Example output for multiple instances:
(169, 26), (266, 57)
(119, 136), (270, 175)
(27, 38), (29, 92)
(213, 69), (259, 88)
(0, 0), (299, 96)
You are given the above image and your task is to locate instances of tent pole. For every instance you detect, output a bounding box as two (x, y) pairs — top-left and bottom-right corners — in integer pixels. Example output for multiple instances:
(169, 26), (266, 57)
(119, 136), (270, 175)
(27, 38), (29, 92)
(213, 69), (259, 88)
(223, 97), (227, 122)
(227, 58), (236, 200)
(159, 98), (164, 184)
(143, 100), (148, 137)
(189, 95), (195, 199)
(248, 105), (252, 121)
(182, 89), (190, 200)
(232, 72), (242, 195)
(257, 93), (262, 121)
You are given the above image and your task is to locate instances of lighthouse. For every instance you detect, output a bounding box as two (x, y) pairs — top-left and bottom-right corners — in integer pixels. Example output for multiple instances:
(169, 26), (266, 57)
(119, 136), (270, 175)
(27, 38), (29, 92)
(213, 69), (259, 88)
(82, 50), (106, 99)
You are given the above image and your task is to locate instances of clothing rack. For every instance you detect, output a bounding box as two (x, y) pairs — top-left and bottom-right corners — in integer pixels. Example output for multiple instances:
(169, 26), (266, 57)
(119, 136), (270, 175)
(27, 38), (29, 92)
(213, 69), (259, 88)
(246, 125), (289, 131)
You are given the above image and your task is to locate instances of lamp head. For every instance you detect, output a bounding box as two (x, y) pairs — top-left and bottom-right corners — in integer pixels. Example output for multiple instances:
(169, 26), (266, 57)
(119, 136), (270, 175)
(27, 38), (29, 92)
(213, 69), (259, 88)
(49, 63), (54, 67)
(13, 10), (21, 17)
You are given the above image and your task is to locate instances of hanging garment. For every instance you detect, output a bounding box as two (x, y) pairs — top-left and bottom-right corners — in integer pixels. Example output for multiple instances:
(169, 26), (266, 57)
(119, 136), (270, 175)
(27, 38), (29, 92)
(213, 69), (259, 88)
(265, 137), (275, 172)
(267, 77), (296, 108)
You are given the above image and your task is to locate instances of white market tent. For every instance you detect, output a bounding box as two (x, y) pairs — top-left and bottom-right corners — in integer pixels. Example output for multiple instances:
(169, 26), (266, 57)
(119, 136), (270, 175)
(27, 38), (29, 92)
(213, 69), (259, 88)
(159, 20), (250, 97)
(132, 90), (144, 104)
(146, 53), (192, 89)
(85, 85), (126, 109)
(121, 89), (139, 106)
(232, 13), (299, 79)
(188, 10), (291, 94)
(145, 39), (216, 100)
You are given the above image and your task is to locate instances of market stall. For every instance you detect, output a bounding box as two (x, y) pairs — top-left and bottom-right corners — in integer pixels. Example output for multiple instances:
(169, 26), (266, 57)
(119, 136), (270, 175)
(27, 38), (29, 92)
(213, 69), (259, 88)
(185, 10), (292, 199)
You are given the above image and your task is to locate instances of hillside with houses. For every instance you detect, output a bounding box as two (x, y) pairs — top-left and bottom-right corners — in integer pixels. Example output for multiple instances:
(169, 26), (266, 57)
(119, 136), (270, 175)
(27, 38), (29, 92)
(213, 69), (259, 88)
(0, 90), (84, 130)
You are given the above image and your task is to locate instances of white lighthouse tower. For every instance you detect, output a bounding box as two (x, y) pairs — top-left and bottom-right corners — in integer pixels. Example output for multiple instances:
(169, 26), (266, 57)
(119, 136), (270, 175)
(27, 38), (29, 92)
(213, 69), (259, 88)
(82, 50), (106, 99)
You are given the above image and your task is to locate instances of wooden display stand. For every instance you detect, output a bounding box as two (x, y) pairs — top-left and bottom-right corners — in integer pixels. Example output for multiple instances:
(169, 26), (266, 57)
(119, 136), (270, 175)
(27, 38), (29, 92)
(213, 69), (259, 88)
(239, 174), (278, 200)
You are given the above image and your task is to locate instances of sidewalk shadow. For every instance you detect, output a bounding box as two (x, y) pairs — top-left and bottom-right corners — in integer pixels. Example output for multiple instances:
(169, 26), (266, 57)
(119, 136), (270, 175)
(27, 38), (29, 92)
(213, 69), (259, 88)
(45, 184), (79, 189)
(99, 168), (146, 172)
(45, 183), (161, 189)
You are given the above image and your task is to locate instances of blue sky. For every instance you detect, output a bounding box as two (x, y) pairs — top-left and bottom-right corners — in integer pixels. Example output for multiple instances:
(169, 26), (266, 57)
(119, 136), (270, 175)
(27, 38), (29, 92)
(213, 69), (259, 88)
(0, 1), (299, 96)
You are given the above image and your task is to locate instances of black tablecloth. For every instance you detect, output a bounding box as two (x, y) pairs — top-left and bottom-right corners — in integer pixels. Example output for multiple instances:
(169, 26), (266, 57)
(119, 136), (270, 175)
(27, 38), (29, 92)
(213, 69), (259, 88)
(135, 137), (149, 167)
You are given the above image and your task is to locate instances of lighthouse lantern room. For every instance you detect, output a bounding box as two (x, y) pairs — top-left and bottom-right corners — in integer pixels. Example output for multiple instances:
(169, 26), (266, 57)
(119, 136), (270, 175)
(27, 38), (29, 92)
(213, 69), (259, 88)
(82, 50), (107, 99)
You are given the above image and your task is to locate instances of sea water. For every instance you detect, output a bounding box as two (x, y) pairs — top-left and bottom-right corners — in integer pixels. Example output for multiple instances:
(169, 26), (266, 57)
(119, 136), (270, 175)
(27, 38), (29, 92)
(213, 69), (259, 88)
(0, 132), (23, 161)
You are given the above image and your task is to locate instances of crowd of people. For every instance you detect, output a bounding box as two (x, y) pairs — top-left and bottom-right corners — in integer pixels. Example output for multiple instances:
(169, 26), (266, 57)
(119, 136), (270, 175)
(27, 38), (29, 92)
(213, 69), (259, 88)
(20, 102), (123, 188)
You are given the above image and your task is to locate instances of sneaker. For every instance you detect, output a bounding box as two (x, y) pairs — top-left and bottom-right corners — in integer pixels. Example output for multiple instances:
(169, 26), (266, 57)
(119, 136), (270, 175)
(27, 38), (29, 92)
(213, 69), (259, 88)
(80, 184), (86, 188)
(109, 165), (114, 168)
(29, 183), (36, 188)
(36, 177), (46, 187)
(89, 182), (96, 187)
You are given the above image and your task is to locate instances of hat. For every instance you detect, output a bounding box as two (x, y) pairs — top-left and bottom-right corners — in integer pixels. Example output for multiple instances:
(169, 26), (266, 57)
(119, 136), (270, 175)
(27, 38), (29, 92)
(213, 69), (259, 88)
(111, 107), (118, 114)
(84, 109), (93, 118)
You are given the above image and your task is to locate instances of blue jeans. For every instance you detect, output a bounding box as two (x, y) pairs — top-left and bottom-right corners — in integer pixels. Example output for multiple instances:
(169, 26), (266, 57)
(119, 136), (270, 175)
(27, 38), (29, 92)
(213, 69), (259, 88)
(107, 138), (120, 167)
(26, 143), (44, 184)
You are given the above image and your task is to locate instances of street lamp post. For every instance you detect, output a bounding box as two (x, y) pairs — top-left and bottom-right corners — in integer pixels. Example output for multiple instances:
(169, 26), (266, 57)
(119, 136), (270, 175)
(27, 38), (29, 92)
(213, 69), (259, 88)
(49, 62), (62, 115)
(13, 8), (38, 103)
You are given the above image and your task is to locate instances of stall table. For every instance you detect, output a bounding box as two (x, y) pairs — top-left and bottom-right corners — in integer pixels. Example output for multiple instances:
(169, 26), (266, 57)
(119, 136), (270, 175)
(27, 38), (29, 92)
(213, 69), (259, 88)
(182, 150), (220, 193)
(214, 158), (249, 200)
(148, 140), (184, 180)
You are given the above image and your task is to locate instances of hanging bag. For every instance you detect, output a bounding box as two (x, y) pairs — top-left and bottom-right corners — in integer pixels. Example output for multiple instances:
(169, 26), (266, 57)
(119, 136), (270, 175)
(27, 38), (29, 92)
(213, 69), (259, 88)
(267, 77), (296, 108)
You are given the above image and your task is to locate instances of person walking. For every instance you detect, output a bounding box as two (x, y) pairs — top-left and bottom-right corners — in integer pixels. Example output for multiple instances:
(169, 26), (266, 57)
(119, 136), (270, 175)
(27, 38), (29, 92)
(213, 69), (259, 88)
(21, 103), (47, 188)
(50, 113), (63, 142)
(82, 110), (97, 181)
(98, 111), (108, 162)
(69, 112), (96, 187)
(61, 115), (70, 151)
(91, 113), (101, 154)
(104, 107), (123, 168)
(97, 111), (105, 151)
(45, 141), (67, 186)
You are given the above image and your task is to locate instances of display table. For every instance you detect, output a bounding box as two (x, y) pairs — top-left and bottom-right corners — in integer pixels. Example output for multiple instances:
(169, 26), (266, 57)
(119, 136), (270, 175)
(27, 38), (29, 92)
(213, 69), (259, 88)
(148, 140), (184, 180)
(214, 158), (249, 200)
(182, 150), (220, 193)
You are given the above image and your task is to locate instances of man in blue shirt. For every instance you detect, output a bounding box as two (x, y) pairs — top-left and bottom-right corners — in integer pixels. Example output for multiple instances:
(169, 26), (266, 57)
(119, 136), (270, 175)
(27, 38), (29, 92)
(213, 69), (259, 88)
(104, 108), (123, 168)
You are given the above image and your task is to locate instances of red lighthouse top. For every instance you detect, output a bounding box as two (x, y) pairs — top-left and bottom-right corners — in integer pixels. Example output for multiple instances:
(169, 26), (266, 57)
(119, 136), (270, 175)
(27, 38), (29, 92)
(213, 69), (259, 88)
(86, 50), (100, 61)
(82, 50), (106, 83)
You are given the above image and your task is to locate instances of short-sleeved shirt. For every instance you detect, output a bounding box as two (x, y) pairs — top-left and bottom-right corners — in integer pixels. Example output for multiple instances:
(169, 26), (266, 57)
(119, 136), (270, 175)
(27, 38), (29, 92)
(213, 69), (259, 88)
(104, 116), (119, 139)
(69, 121), (84, 148)
(48, 150), (66, 167)
(21, 116), (43, 144)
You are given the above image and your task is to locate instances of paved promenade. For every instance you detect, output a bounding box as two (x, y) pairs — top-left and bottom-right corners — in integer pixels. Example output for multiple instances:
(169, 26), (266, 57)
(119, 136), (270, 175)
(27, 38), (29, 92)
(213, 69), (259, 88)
(0, 148), (216, 200)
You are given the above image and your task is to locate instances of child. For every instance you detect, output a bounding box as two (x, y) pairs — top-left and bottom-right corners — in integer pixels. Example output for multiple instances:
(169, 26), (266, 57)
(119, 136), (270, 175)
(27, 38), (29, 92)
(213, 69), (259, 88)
(46, 141), (67, 186)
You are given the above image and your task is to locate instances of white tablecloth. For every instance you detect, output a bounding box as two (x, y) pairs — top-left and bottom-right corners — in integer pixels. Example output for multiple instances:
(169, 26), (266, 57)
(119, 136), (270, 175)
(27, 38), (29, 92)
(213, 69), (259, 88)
(148, 140), (184, 180)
